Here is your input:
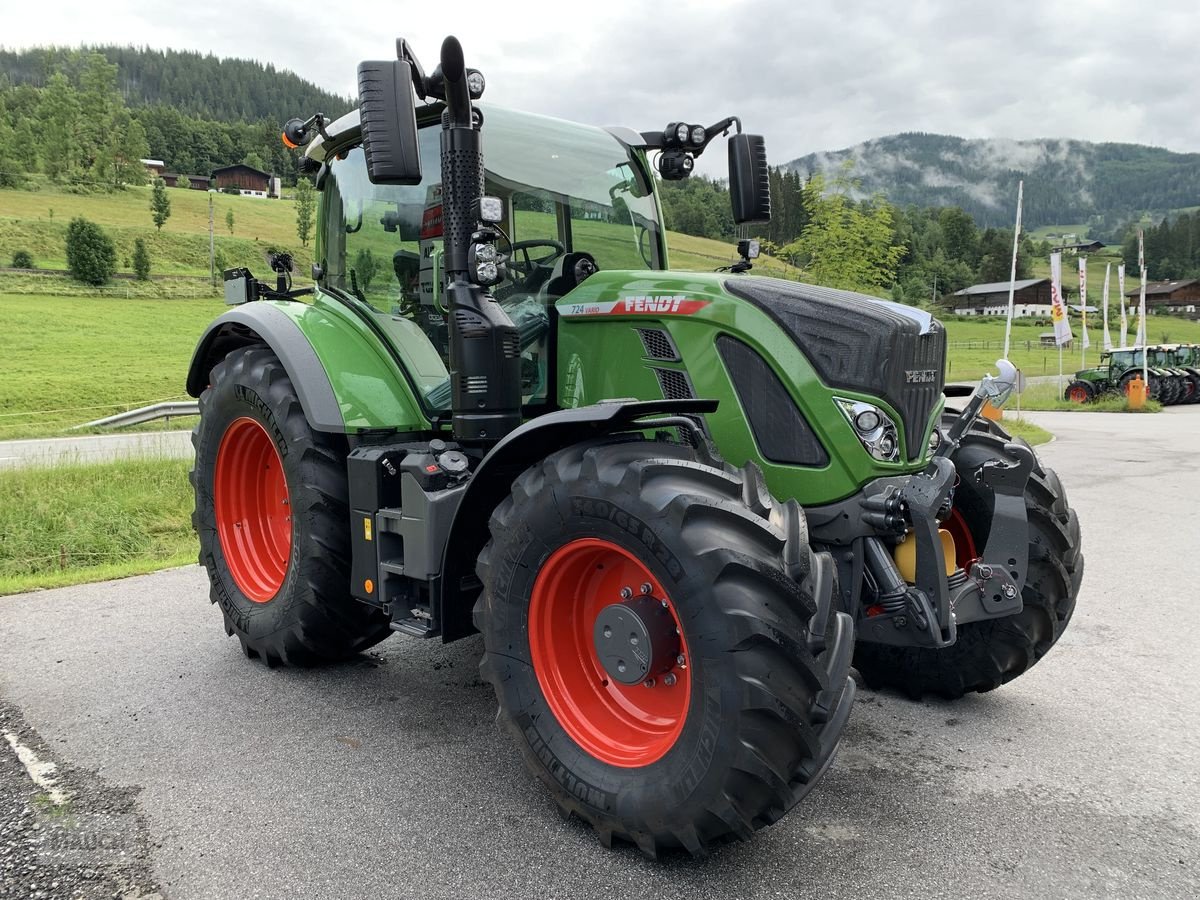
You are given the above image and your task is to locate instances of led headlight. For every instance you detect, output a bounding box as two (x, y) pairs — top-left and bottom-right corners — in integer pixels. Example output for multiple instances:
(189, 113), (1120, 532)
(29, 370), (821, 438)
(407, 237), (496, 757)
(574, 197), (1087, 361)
(474, 242), (497, 263)
(475, 260), (499, 283)
(475, 195), (503, 223)
(690, 124), (706, 145)
(466, 70), (486, 98)
(835, 398), (901, 463)
(675, 123), (690, 144)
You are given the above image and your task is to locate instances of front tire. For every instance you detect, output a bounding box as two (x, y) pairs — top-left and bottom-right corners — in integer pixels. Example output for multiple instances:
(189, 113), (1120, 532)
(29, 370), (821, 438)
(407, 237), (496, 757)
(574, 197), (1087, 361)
(853, 415), (1083, 699)
(475, 439), (854, 856)
(191, 346), (391, 666)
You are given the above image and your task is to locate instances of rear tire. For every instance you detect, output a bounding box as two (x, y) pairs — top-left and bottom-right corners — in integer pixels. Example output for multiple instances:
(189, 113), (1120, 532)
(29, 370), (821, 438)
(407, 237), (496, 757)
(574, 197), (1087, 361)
(853, 415), (1083, 699)
(191, 346), (391, 666)
(475, 438), (854, 856)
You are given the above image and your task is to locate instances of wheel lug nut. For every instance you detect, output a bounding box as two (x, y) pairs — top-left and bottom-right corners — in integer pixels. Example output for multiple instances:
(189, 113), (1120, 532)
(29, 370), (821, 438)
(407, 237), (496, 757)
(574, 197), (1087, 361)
(643, 678), (655, 688)
(661, 599), (669, 609)
(602, 626), (612, 638)
(663, 673), (677, 687)
(676, 654), (686, 667)
(640, 582), (653, 595)
(617, 661), (626, 673)
(620, 586), (633, 600)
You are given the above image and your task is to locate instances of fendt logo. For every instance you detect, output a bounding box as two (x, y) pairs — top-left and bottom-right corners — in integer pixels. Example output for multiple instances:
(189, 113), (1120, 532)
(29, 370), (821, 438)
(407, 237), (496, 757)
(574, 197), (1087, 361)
(559, 295), (710, 317)
(905, 369), (938, 384)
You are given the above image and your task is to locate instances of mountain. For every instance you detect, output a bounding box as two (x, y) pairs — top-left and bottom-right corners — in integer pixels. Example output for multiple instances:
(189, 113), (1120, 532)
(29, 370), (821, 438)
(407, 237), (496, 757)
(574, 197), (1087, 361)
(0, 45), (353, 124)
(785, 134), (1200, 239)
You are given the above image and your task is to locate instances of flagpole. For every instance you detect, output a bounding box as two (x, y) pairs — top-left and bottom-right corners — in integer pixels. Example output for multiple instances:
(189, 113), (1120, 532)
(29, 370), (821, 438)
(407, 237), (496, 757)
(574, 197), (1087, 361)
(1138, 229), (1148, 384)
(1049, 250), (1072, 394)
(1002, 180), (1024, 360)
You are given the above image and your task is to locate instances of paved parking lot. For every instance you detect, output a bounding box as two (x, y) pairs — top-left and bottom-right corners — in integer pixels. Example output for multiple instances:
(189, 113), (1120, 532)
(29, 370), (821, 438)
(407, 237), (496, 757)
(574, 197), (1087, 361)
(1, 408), (1198, 899)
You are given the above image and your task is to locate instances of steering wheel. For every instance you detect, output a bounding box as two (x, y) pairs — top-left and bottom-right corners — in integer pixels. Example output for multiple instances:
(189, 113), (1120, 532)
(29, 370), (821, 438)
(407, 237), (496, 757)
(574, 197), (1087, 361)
(506, 239), (566, 288)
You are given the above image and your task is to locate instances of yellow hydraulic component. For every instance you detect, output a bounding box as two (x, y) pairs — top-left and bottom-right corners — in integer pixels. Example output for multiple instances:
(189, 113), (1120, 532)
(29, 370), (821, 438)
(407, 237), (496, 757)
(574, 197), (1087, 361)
(980, 400), (1003, 421)
(893, 529), (957, 582)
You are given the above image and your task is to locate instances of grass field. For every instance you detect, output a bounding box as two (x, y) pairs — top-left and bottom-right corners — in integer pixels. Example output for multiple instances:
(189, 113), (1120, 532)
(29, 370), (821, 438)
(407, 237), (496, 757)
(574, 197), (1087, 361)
(0, 456), (196, 595)
(995, 415), (1052, 445)
(1012, 381), (1162, 413)
(941, 315), (1200, 383)
(0, 293), (222, 438)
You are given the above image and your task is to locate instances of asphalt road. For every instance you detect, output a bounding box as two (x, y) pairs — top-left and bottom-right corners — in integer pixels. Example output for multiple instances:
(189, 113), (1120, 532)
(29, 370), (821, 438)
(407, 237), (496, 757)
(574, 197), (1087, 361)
(0, 431), (193, 470)
(2, 409), (1198, 899)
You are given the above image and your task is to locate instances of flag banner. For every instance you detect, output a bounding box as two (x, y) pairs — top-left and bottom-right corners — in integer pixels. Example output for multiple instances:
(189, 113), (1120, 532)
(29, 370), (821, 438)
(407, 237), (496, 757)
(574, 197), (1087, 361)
(1002, 180), (1025, 359)
(1079, 257), (1090, 350)
(1118, 263), (1128, 346)
(1102, 262), (1113, 351)
(1050, 252), (1073, 346)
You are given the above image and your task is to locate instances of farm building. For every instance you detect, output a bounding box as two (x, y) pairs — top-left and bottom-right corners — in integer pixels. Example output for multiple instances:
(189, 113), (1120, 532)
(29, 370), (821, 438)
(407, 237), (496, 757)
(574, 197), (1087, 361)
(1051, 240), (1105, 255)
(140, 158), (166, 177)
(161, 173), (212, 190)
(948, 278), (1054, 317)
(212, 164), (279, 198)
(1125, 279), (1200, 314)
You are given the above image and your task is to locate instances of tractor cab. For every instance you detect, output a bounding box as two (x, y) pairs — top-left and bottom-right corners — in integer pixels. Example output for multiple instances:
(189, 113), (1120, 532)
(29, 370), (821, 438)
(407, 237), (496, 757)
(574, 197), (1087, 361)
(309, 105), (665, 411)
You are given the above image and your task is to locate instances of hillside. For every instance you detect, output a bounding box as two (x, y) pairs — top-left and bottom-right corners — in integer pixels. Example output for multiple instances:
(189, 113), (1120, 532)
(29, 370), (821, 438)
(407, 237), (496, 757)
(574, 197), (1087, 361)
(786, 134), (1200, 239)
(0, 45), (352, 124)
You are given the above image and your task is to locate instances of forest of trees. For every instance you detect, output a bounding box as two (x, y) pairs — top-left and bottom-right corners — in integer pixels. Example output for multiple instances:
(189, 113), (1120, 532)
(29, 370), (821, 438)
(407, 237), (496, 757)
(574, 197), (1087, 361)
(784, 133), (1200, 242)
(0, 47), (343, 188)
(1124, 212), (1200, 280)
(0, 45), (352, 123)
(659, 165), (1046, 302)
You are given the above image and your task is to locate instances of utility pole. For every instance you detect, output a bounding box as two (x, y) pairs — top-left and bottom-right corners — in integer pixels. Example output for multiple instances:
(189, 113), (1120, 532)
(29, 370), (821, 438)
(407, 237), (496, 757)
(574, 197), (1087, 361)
(208, 189), (216, 285)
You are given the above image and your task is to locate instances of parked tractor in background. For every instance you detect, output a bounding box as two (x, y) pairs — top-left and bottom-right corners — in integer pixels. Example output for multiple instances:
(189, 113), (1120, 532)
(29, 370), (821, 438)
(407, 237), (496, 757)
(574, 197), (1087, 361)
(186, 35), (1084, 855)
(1066, 345), (1198, 405)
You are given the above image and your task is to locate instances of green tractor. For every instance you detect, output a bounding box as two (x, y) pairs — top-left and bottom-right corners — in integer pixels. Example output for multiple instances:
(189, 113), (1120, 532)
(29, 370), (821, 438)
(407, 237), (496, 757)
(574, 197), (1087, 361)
(186, 36), (1083, 855)
(1065, 347), (1172, 403)
(1149, 344), (1200, 404)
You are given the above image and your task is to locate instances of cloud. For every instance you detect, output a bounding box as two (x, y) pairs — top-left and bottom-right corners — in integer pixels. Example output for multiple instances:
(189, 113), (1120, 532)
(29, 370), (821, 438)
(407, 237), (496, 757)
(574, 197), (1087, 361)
(3, 0), (1199, 177)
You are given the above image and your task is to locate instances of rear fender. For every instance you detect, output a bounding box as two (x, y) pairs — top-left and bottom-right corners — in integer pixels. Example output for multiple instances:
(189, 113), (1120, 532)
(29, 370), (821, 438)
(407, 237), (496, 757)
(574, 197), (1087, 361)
(186, 300), (430, 434)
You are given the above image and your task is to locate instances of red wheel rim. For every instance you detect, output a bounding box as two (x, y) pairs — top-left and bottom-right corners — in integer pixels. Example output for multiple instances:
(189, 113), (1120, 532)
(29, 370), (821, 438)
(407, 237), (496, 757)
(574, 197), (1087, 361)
(214, 417), (292, 603)
(943, 507), (979, 572)
(1068, 386), (1088, 403)
(528, 538), (691, 767)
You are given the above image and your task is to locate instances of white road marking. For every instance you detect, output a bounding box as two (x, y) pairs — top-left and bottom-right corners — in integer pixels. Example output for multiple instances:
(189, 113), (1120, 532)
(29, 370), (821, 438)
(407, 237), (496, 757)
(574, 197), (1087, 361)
(3, 729), (70, 805)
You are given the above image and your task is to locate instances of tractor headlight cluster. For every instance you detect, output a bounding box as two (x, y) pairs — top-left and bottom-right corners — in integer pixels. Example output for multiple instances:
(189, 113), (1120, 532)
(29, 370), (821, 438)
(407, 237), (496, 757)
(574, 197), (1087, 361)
(468, 240), (503, 287)
(664, 122), (708, 149)
(836, 398), (901, 463)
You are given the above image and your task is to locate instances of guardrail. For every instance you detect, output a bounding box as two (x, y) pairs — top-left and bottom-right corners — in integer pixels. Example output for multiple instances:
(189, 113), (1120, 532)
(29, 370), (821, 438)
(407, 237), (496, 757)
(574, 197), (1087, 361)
(75, 401), (200, 430)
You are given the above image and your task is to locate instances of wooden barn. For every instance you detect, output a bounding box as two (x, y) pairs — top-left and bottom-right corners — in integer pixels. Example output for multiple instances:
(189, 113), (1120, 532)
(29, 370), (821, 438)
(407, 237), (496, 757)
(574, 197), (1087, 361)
(161, 173), (212, 190)
(1125, 279), (1200, 314)
(212, 164), (272, 196)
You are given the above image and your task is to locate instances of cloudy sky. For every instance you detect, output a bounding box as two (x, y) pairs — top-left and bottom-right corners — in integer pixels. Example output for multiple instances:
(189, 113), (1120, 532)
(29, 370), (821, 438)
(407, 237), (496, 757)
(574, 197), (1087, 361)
(4, 0), (1197, 174)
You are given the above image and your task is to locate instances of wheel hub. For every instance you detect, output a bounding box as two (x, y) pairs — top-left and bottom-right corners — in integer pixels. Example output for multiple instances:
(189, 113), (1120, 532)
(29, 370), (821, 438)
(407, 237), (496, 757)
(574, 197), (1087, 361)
(593, 596), (680, 685)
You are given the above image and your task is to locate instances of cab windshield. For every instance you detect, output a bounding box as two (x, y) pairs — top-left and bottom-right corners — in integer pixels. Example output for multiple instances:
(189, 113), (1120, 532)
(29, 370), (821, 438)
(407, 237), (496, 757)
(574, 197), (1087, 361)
(316, 106), (663, 411)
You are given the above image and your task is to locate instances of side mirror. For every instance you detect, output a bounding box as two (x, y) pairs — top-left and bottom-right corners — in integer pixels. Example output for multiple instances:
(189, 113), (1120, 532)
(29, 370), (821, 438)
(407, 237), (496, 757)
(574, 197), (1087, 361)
(357, 59), (422, 184)
(728, 133), (771, 224)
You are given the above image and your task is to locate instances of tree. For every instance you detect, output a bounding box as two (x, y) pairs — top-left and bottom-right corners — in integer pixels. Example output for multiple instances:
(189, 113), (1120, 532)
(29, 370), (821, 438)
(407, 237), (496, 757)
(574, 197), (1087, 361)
(11, 250), (33, 269)
(150, 177), (171, 231)
(295, 178), (315, 247)
(353, 248), (379, 291)
(38, 72), (82, 181)
(782, 167), (905, 293)
(225, 208), (235, 234)
(65, 217), (116, 285)
(176, 174), (191, 190)
(242, 150), (267, 172)
(132, 238), (151, 280)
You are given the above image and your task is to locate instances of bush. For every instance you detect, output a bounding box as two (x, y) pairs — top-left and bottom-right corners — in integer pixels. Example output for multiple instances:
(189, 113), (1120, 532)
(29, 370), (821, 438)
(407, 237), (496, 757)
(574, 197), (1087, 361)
(132, 238), (151, 281)
(11, 250), (33, 269)
(65, 217), (117, 285)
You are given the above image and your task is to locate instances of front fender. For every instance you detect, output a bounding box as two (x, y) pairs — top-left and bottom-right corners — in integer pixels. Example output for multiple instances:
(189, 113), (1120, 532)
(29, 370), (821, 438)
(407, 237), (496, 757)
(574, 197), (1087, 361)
(437, 398), (718, 641)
